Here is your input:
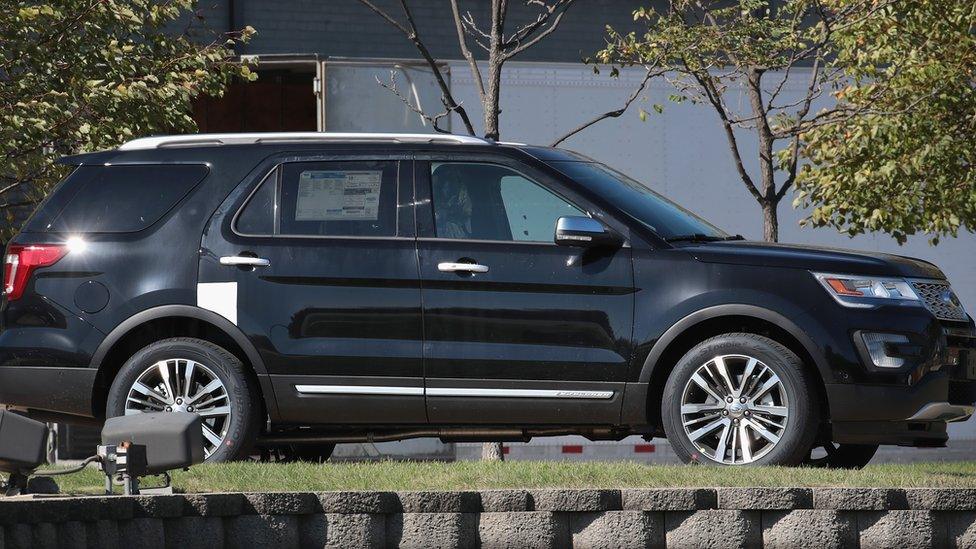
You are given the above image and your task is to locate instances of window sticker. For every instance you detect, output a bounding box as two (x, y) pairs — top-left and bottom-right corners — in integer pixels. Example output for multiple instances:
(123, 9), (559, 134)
(295, 170), (383, 221)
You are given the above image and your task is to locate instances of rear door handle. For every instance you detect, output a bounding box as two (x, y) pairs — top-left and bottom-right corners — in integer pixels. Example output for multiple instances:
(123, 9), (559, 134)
(438, 262), (489, 273)
(220, 256), (271, 267)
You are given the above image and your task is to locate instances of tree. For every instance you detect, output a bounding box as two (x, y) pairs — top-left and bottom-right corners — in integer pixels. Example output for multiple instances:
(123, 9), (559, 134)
(359, 0), (657, 461)
(794, 0), (976, 244)
(595, 0), (935, 242)
(0, 0), (254, 237)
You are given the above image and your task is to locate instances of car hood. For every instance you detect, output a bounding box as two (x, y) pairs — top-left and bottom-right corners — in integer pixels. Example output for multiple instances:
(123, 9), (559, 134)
(684, 240), (945, 279)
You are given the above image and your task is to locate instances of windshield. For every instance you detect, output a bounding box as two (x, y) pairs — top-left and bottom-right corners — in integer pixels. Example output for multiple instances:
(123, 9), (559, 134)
(550, 161), (728, 240)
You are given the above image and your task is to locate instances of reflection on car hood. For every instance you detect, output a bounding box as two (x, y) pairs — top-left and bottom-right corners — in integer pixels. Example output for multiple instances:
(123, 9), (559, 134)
(685, 240), (945, 279)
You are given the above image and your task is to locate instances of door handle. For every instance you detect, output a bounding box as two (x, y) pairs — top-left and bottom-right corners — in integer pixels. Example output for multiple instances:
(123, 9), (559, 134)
(220, 255), (271, 267)
(438, 262), (489, 273)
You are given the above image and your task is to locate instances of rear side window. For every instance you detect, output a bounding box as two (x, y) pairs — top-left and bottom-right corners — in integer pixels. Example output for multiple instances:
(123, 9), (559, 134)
(28, 164), (208, 233)
(235, 160), (399, 238)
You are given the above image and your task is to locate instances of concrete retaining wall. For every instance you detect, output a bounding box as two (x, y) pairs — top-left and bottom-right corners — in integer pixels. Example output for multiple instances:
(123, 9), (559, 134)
(3, 487), (976, 548)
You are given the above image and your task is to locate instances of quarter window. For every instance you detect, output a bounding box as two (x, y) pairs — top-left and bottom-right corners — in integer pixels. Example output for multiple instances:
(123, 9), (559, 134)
(430, 162), (584, 242)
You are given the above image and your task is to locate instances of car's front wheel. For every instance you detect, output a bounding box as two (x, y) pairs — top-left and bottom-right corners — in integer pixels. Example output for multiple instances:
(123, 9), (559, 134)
(106, 337), (261, 462)
(662, 333), (819, 466)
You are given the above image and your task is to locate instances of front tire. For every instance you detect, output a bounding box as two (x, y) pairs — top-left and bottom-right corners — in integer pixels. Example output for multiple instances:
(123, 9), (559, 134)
(106, 337), (261, 462)
(662, 333), (819, 466)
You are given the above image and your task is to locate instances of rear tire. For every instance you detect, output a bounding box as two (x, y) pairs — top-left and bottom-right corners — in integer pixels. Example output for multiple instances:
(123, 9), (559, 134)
(282, 443), (337, 463)
(662, 333), (820, 466)
(106, 337), (261, 462)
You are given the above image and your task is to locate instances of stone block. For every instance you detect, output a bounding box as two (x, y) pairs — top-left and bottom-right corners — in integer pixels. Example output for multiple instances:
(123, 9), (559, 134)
(4, 524), (31, 549)
(530, 489), (621, 512)
(30, 523), (57, 549)
(570, 510), (663, 549)
(299, 513), (385, 548)
(118, 518), (164, 549)
(814, 488), (905, 510)
(906, 489), (976, 511)
(858, 510), (945, 549)
(163, 516), (223, 549)
(947, 511), (976, 548)
(621, 489), (716, 511)
(665, 510), (761, 548)
(244, 492), (318, 515)
(55, 521), (86, 549)
(719, 488), (812, 510)
(478, 511), (569, 549)
(133, 495), (185, 518)
(317, 491), (398, 514)
(396, 491), (481, 513)
(387, 512), (477, 548)
(225, 515), (300, 548)
(480, 490), (532, 512)
(87, 520), (120, 549)
(182, 493), (244, 517)
(762, 510), (856, 548)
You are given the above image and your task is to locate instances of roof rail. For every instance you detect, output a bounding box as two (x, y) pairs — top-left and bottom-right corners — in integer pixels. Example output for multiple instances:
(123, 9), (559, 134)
(117, 132), (491, 151)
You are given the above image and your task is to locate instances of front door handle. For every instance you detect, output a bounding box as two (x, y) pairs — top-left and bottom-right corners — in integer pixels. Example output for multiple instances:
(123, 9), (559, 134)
(438, 262), (489, 274)
(220, 255), (271, 267)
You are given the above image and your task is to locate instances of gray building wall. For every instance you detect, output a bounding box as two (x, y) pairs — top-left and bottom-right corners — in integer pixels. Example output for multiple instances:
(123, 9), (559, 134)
(196, 0), (648, 62)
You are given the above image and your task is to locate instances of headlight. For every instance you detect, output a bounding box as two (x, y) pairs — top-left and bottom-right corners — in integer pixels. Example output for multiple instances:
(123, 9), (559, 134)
(812, 272), (919, 308)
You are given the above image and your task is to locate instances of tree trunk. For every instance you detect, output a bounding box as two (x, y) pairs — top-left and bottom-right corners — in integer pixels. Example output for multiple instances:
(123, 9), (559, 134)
(762, 200), (779, 242)
(481, 441), (505, 461)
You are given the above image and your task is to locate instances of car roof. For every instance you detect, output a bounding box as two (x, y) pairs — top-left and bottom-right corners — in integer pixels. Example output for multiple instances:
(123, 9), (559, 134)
(58, 132), (590, 166)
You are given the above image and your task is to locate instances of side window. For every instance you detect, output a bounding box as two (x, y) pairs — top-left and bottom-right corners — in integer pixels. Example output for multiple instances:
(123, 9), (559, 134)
(40, 165), (207, 233)
(431, 162), (584, 242)
(235, 160), (398, 237)
(235, 168), (277, 235)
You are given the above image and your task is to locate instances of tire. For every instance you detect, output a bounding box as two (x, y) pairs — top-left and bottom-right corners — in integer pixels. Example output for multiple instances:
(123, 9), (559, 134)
(106, 337), (261, 462)
(662, 333), (820, 466)
(283, 443), (337, 463)
(804, 443), (878, 469)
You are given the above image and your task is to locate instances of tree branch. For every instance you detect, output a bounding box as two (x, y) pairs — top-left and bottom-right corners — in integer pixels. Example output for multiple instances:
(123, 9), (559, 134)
(550, 65), (660, 146)
(450, 0), (486, 105)
(356, 0), (477, 135)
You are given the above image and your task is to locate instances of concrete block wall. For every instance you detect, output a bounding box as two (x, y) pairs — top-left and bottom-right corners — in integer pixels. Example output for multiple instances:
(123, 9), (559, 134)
(4, 488), (976, 547)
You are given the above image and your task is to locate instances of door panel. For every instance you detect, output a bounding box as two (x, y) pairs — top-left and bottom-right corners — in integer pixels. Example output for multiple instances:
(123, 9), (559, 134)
(415, 159), (635, 425)
(200, 156), (426, 425)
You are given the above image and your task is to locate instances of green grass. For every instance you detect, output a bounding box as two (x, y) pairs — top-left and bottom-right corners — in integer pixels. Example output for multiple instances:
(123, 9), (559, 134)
(46, 460), (976, 495)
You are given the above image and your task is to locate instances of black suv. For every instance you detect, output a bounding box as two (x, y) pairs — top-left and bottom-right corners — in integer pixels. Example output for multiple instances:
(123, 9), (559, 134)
(1, 132), (973, 467)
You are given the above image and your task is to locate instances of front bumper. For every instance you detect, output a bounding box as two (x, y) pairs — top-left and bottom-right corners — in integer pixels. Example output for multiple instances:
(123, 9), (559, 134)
(826, 324), (976, 447)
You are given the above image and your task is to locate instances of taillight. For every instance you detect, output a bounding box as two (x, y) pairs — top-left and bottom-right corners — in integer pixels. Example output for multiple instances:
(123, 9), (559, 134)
(3, 244), (68, 301)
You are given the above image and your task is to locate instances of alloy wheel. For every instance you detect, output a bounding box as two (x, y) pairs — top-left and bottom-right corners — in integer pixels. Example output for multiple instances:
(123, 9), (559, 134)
(123, 358), (232, 459)
(679, 354), (790, 464)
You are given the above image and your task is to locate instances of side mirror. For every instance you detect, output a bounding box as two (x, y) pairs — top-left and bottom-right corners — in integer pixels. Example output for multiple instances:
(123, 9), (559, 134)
(554, 216), (623, 248)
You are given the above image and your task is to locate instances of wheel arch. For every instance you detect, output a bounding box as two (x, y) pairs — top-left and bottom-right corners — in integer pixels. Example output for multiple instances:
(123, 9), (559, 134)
(90, 305), (274, 419)
(639, 305), (830, 429)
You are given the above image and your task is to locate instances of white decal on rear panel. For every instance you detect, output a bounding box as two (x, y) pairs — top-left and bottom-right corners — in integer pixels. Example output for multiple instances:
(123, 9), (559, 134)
(197, 282), (238, 325)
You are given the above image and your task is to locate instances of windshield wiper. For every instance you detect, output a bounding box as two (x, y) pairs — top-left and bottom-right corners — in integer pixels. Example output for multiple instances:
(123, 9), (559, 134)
(665, 233), (745, 243)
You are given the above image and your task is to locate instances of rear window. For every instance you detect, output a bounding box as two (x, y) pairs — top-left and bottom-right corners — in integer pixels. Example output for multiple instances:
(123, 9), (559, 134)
(25, 165), (208, 233)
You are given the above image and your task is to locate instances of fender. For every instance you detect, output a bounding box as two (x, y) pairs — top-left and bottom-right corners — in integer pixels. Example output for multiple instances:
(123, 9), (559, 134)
(637, 304), (830, 384)
(90, 304), (269, 375)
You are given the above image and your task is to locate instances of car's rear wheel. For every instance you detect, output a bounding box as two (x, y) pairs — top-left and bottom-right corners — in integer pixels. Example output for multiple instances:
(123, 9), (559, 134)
(106, 337), (261, 462)
(804, 442), (878, 469)
(662, 333), (819, 466)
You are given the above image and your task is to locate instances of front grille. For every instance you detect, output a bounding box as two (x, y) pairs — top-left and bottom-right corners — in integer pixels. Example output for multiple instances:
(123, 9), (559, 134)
(910, 280), (970, 322)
